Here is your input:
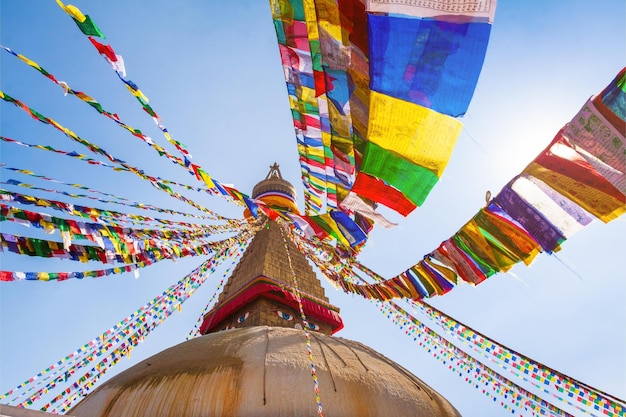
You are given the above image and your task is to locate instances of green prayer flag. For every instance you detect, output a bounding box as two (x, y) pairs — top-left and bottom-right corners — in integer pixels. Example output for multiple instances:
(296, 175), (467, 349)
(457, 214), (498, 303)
(31, 109), (48, 123)
(87, 101), (104, 113)
(53, 217), (70, 232)
(143, 104), (157, 117)
(360, 142), (439, 206)
(72, 15), (104, 38)
(31, 238), (52, 258)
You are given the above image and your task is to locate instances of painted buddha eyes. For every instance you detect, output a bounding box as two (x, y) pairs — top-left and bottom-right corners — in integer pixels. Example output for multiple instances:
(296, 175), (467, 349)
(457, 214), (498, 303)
(220, 311), (251, 330)
(272, 310), (320, 331)
(220, 311), (316, 330)
(274, 310), (294, 321)
(237, 312), (250, 323)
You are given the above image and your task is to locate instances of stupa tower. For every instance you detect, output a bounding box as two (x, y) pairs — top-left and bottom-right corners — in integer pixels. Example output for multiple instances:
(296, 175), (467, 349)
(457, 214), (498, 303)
(67, 164), (462, 417)
(200, 163), (343, 336)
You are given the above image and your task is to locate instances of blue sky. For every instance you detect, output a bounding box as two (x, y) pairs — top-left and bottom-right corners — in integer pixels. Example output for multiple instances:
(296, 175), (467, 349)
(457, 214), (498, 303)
(1, 1), (624, 416)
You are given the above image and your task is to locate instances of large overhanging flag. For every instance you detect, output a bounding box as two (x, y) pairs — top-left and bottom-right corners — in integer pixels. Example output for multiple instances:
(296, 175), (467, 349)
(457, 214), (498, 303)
(271, 0), (497, 223)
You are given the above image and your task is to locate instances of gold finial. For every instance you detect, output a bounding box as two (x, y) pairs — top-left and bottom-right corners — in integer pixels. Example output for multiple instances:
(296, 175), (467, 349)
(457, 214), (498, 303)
(266, 162), (283, 180)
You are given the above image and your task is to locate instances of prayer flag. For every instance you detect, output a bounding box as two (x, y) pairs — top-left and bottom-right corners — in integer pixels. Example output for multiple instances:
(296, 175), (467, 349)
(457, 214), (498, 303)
(368, 15), (492, 116)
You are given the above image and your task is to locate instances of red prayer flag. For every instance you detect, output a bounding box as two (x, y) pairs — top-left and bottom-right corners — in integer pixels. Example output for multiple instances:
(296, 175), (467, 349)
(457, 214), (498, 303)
(88, 37), (117, 62)
(0, 271), (14, 282)
(351, 172), (417, 216)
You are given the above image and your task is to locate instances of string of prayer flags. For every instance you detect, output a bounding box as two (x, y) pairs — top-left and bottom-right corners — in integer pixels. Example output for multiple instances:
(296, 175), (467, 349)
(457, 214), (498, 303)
(0, 91), (230, 219)
(294, 237), (625, 417)
(2, 262), (150, 282)
(1, 203), (240, 257)
(48, 239), (248, 413)
(272, 0), (342, 214)
(1, 135), (125, 171)
(0, 136), (224, 201)
(0, 45), (193, 171)
(2, 177), (202, 222)
(377, 299), (556, 416)
(303, 245), (540, 414)
(271, 0), (496, 221)
(0, 45), (60, 84)
(55, 1), (191, 159)
(377, 301), (622, 416)
(407, 299), (626, 417)
(5, 238), (250, 407)
(305, 68), (625, 303)
(0, 189), (233, 232)
(0, 226), (237, 265)
(0, 166), (222, 222)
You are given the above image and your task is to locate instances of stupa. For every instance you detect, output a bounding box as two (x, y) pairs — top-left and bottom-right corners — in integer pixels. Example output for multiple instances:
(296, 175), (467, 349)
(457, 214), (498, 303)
(67, 164), (462, 417)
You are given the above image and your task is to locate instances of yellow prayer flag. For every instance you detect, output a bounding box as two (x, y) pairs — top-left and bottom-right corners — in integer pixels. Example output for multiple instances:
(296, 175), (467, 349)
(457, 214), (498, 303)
(56, 0), (87, 22)
(315, 0), (343, 39)
(289, 95), (300, 110)
(62, 127), (77, 138)
(40, 219), (55, 234)
(461, 219), (518, 272)
(306, 146), (325, 160)
(525, 162), (626, 223)
(305, 190), (323, 207)
(198, 168), (216, 190)
(125, 85), (149, 103)
(367, 91), (463, 176)
(482, 208), (542, 266)
(327, 101), (352, 137)
(300, 85), (317, 107)
(17, 55), (42, 71)
(303, 0), (320, 39)
(317, 213), (351, 248)
(271, 0), (293, 22)
(307, 174), (326, 189)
